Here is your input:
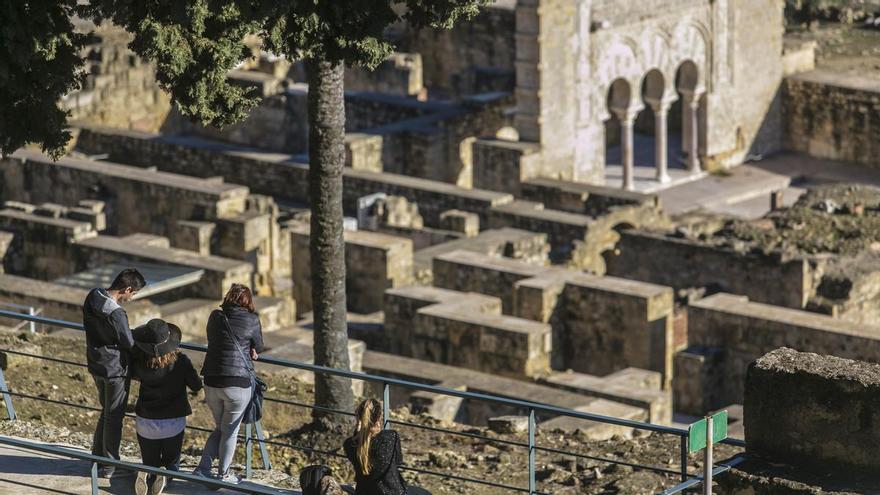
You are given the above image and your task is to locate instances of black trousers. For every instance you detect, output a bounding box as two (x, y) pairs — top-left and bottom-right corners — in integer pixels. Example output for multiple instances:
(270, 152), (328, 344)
(91, 375), (130, 468)
(137, 431), (184, 472)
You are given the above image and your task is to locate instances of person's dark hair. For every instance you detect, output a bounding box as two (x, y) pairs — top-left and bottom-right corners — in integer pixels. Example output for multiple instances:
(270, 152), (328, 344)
(223, 283), (255, 312)
(108, 268), (146, 292)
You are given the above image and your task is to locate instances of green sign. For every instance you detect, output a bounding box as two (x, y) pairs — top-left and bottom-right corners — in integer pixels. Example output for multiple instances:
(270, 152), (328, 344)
(688, 410), (728, 453)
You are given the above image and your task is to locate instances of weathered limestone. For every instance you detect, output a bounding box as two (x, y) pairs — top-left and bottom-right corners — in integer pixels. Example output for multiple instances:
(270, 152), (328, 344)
(384, 285), (551, 379)
(73, 126), (516, 228)
(362, 350), (646, 439)
(0, 231), (13, 273)
(431, 250), (675, 383)
(439, 210), (479, 237)
(608, 230), (818, 309)
(0, 273), (155, 329)
(746, 348), (880, 474)
(542, 368), (671, 424)
(677, 293), (880, 414)
(289, 224), (413, 316)
(63, 21), (171, 132)
(520, 177), (659, 217)
(345, 53), (425, 98)
(0, 151), (249, 236)
(0, 209), (97, 279)
(784, 70), (880, 170)
(413, 227), (549, 284)
(76, 235), (252, 299)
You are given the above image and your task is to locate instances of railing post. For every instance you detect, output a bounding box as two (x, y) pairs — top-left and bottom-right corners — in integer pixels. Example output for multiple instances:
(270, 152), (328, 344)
(0, 367), (16, 420)
(382, 382), (390, 428)
(91, 461), (99, 495)
(27, 307), (35, 334)
(245, 422), (253, 479)
(704, 415), (713, 495)
(528, 408), (536, 495)
(254, 420), (272, 470)
(680, 434), (688, 482)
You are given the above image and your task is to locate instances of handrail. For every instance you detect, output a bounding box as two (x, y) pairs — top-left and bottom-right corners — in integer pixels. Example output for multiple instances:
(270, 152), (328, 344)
(0, 309), (742, 442)
(0, 434), (294, 494)
(0, 309), (746, 494)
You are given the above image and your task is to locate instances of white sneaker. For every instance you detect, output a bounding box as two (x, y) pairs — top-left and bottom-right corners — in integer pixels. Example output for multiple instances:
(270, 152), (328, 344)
(134, 471), (149, 495)
(149, 474), (166, 495)
(219, 471), (242, 485)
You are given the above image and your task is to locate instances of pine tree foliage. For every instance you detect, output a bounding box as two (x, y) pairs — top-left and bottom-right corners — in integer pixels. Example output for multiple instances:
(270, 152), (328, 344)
(0, 0), (86, 157)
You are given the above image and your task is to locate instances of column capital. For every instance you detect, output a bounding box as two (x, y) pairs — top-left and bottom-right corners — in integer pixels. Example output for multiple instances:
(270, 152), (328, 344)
(644, 95), (677, 113)
(679, 86), (706, 108)
(610, 103), (643, 123)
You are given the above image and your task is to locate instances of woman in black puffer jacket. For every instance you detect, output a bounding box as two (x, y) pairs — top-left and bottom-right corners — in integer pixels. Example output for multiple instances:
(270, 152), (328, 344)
(193, 284), (264, 484)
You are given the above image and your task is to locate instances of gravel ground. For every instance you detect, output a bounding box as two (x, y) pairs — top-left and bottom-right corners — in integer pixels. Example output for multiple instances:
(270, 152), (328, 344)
(0, 332), (741, 494)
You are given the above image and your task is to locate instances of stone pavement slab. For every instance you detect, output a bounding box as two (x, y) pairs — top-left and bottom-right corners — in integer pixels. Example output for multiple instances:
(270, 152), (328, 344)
(0, 438), (298, 495)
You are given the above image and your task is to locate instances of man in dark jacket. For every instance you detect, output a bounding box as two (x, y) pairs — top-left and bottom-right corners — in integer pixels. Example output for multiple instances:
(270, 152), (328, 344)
(83, 268), (146, 478)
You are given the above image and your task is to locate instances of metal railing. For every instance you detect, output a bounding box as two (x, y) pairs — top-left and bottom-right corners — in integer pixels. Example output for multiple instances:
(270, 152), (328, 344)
(0, 434), (295, 495)
(0, 309), (745, 494)
(0, 303), (41, 333)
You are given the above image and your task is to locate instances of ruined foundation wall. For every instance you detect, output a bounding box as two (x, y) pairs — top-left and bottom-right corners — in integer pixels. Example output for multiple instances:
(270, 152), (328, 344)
(607, 231), (813, 309)
(400, 4), (516, 97)
(74, 127), (514, 228)
(784, 70), (880, 169)
(683, 293), (880, 412)
(745, 347), (880, 474)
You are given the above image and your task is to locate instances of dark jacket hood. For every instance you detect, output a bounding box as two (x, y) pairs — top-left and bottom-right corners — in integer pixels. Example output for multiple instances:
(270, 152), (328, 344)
(85, 288), (122, 317)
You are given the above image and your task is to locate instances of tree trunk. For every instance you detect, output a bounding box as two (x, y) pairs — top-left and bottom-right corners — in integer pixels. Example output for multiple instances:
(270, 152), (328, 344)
(306, 57), (355, 430)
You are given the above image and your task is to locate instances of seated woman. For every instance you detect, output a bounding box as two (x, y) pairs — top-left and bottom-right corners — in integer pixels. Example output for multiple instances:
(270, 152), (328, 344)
(343, 399), (429, 495)
(130, 319), (202, 495)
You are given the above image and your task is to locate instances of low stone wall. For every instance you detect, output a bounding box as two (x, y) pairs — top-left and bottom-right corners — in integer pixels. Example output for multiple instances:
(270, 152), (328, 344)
(0, 273), (160, 327)
(0, 151), (249, 239)
(73, 127), (515, 229)
(783, 70), (880, 169)
(521, 177), (660, 217)
(678, 293), (880, 414)
(745, 347), (880, 475)
(608, 230), (815, 309)
(383, 285), (551, 379)
(400, 2), (516, 98)
(345, 53), (424, 98)
(289, 224), (413, 315)
(432, 250), (675, 383)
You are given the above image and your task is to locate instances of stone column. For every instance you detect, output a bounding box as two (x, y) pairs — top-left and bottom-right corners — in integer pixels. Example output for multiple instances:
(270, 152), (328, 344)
(682, 91), (704, 174)
(612, 108), (638, 191)
(648, 99), (672, 184)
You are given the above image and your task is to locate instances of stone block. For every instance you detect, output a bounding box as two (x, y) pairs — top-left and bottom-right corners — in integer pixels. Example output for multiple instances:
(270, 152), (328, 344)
(488, 415), (529, 434)
(410, 382), (466, 422)
(472, 138), (541, 196)
(172, 220), (216, 256)
(0, 343), (42, 370)
(746, 347), (880, 474)
(439, 210), (479, 237)
(345, 133), (383, 172)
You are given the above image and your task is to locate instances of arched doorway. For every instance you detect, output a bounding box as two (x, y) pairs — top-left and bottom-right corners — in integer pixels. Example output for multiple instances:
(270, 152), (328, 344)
(604, 78), (641, 190)
(639, 69), (673, 183)
(672, 60), (705, 174)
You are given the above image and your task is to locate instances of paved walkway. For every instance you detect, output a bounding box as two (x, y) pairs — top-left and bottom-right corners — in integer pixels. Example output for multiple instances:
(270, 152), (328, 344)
(654, 152), (880, 218)
(0, 438), (298, 495)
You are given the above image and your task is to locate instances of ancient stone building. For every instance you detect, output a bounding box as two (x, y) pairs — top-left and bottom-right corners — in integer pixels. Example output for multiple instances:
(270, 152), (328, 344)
(474, 0), (785, 191)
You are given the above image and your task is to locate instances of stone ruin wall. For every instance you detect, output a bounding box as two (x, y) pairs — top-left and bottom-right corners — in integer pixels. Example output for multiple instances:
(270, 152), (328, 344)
(65, 23), (171, 133)
(784, 70), (880, 169)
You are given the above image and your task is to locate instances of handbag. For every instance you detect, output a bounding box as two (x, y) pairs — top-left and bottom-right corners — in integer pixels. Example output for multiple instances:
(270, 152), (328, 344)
(219, 311), (267, 424)
(299, 464), (332, 495)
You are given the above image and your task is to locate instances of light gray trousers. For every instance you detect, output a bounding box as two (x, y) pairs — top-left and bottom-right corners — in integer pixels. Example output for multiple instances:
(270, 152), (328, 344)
(197, 385), (250, 475)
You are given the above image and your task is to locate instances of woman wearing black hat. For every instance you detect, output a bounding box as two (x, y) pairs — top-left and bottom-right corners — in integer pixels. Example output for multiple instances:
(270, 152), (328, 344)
(131, 319), (202, 495)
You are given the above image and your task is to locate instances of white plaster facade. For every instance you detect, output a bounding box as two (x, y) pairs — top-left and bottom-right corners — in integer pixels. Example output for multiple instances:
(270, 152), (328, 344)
(511, 0), (785, 189)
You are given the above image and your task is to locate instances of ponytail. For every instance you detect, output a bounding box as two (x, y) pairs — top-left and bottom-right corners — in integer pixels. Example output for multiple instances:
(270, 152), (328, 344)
(354, 399), (382, 476)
